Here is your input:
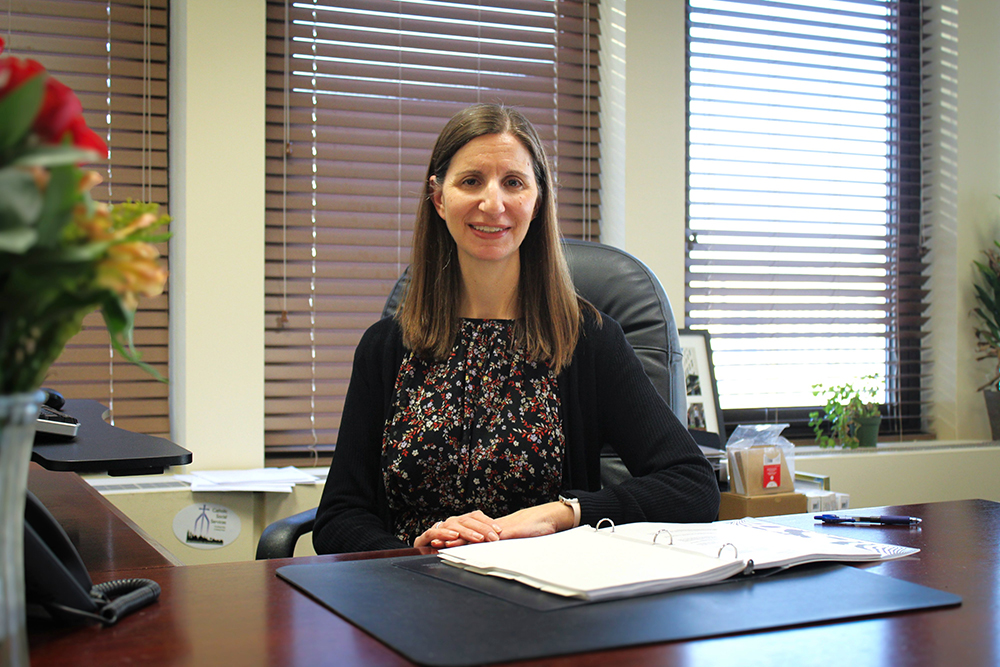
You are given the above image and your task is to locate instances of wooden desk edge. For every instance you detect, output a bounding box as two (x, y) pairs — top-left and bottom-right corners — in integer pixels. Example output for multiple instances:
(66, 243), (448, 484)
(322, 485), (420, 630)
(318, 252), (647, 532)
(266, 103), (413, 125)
(79, 478), (184, 568)
(27, 463), (183, 570)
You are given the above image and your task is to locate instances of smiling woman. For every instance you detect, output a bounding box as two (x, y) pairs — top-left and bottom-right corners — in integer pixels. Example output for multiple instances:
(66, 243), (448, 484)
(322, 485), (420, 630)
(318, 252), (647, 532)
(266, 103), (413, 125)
(401, 104), (580, 373)
(430, 133), (538, 312)
(310, 103), (721, 556)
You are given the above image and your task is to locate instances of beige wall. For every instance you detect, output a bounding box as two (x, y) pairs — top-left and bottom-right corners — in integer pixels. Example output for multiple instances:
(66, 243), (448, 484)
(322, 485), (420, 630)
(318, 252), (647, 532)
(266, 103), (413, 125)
(938, 0), (1000, 439)
(100, 481), (325, 565)
(797, 444), (1000, 508)
(622, 0), (688, 303)
(169, 0), (267, 469)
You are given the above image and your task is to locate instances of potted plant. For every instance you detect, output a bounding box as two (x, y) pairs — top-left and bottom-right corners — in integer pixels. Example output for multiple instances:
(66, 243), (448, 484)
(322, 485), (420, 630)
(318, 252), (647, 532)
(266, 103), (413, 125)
(971, 237), (1000, 438)
(809, 375), (882, 448)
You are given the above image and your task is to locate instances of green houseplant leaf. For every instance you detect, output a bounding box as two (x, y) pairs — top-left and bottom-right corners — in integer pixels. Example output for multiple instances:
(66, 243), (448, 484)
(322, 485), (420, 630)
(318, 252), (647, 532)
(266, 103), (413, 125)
(972, 233), (1000, 391)
(809, 375), (882, 449)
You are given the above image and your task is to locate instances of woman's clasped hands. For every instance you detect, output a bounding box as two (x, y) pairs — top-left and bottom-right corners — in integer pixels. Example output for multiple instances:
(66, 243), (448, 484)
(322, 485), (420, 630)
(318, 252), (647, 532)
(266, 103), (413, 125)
(412, 502), (577, 549)
(414, 510), (502, 549)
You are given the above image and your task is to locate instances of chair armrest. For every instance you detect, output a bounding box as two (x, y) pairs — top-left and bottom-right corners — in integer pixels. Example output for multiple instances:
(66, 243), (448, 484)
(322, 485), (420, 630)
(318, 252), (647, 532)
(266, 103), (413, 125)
(256, 507), (317, 560)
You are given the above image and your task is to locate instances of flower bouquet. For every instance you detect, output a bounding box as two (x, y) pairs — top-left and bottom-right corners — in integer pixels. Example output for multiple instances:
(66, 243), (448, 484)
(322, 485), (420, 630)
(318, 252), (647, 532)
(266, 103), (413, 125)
(0, 37), (169, 666)
(0, 36), (170, 393)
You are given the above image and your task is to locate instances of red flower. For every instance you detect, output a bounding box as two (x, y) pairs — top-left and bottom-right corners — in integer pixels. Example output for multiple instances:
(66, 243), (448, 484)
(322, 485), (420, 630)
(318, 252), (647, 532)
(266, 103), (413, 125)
(33, 78), (81, 140)
(34, 75), (108, 158)
(64, 116), (108, 157)
(0, 36), (108, 158)
(0, 51), (45, 99)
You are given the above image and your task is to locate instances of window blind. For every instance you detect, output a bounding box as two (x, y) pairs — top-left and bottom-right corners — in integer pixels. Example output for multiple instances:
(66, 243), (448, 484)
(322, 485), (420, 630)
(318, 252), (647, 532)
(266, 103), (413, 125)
(264, 0), (601, 458)
(685, 0), (923, 437)
(4, 0), (170, 435)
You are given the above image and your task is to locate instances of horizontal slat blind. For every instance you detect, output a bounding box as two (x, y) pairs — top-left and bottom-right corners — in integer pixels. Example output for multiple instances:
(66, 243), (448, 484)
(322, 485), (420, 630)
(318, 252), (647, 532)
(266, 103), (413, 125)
(265, 0), (601, 457)
(3, 0), (170, 435)
(685, 0), (924, 436)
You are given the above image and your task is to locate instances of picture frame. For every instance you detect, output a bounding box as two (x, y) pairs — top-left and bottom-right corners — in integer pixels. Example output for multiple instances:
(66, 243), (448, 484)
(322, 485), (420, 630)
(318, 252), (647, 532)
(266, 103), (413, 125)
(677, 329), (724, 439)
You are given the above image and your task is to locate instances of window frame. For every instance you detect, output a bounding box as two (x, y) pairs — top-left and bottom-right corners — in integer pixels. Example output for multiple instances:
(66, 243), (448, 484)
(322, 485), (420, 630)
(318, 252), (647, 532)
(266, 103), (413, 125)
(683, 0), (924, 440)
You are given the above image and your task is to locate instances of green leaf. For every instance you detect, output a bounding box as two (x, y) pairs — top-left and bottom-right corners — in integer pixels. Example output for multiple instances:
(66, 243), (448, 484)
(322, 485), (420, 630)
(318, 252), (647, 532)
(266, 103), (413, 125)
(101, 296), (167, 384)
(35, 164), (82, 247)
(12, 144), (103, 169)
(0, 228), (38, 253)
(0, 73), (46, 153)
(101, 294), (131, 334)
(0, 166), (44, 233)
(144, 232), (172, 244)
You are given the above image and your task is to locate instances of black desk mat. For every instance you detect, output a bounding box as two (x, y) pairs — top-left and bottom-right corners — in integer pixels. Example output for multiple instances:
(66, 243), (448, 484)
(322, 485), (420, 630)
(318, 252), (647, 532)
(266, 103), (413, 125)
(278, 555), (960, 667)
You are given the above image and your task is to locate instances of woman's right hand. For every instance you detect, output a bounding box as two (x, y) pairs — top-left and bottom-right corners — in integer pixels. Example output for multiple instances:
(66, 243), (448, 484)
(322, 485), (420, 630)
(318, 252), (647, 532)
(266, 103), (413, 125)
(413, 510), (503, 549)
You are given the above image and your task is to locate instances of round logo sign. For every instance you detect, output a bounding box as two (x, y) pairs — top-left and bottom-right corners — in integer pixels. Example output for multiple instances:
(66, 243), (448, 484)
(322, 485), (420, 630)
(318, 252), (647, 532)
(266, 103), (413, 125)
(172, 502), (241, 550)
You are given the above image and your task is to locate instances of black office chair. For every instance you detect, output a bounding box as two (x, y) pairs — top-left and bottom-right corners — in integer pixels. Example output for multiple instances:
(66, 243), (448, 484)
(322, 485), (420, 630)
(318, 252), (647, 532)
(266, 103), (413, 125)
(256, 239), (686, 559)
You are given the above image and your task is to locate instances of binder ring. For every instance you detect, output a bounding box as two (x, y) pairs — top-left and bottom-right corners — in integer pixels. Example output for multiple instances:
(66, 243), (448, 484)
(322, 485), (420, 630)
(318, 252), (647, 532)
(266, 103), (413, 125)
(653, 529), (673, 545)
(717, 543), (738, 559)
(596, 518), (615, 532)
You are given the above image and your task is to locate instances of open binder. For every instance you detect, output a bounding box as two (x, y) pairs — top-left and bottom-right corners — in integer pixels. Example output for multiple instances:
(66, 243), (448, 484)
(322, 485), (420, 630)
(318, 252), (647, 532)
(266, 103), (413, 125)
(438, 517), (920, 602)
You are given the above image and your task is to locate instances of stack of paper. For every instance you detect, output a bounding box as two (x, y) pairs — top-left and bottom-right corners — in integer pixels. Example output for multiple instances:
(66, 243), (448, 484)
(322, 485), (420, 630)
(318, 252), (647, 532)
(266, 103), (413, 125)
(177, 467), (320, 493)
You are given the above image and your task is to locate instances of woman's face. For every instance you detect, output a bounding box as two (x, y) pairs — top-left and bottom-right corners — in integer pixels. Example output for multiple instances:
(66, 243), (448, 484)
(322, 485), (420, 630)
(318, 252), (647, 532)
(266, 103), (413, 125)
(431, 132), (540, 269)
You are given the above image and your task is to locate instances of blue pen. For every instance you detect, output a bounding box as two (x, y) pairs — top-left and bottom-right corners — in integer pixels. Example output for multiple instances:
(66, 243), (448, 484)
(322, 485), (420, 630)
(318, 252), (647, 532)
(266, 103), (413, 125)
(815, 514), (922, 526)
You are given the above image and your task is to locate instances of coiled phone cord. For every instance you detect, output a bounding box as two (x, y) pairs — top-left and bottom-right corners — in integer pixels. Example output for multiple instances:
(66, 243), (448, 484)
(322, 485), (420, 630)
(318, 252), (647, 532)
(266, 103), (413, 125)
(44, 578), (161, 626)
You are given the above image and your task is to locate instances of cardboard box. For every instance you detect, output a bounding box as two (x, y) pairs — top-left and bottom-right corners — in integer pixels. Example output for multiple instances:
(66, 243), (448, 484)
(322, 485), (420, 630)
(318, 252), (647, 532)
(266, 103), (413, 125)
(718, 491), (808, 521)
(727, 445), (793, 495)
(803, 490), (836, 513)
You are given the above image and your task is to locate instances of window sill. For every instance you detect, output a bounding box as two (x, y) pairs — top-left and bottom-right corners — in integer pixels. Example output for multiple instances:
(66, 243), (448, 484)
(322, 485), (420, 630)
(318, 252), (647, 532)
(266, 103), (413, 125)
(795, 438), (999, 456)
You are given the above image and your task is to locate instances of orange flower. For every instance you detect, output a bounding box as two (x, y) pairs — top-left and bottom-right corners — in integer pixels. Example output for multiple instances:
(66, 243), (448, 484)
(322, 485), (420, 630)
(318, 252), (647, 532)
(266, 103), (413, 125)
(96, 242), (168, 311)
(78, 169), (102, 194)
(73, 202), (114, 242)
(112, 210), (160, 241)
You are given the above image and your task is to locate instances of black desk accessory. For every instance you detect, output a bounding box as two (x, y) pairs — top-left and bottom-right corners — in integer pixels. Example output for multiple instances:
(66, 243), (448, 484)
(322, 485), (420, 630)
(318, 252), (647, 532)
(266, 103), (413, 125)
(35, 388), (81, 437)
(278, 555), (961, 667)
(32, 399), (191, 476)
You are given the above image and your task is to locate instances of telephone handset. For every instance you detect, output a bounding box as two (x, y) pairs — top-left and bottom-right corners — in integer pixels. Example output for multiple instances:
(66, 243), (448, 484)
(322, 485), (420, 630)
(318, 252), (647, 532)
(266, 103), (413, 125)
(24, 490), (161, 625)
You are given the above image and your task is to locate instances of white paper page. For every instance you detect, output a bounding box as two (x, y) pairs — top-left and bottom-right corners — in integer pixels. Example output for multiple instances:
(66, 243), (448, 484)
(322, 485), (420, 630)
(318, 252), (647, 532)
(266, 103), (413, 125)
(440, 525), (746, 599)
(613, 518), (918, 568)
(189, 467), (319, 485)
(182, 480), (295, 493)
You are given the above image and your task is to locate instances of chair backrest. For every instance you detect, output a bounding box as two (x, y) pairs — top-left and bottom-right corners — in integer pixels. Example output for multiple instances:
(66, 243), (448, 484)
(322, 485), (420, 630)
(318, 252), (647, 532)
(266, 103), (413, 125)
(382, 239), (687, 421)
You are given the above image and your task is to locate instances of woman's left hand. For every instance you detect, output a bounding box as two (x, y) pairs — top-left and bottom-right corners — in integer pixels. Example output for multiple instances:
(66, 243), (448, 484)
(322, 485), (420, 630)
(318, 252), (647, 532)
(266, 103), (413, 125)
(494, 502), (576, 540)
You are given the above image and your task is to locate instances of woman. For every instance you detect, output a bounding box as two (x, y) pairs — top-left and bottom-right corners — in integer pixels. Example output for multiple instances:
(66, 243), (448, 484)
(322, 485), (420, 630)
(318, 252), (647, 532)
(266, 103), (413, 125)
(313, 104), (719, 554)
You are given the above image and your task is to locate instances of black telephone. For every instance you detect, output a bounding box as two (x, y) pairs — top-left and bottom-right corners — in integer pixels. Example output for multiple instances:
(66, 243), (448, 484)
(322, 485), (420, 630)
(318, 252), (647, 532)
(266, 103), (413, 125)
(24, 490), (161, 625)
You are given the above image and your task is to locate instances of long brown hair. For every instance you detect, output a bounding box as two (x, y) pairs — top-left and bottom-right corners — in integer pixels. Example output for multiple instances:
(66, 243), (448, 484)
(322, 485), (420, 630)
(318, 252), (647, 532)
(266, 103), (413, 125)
(397, 103), (595, 373)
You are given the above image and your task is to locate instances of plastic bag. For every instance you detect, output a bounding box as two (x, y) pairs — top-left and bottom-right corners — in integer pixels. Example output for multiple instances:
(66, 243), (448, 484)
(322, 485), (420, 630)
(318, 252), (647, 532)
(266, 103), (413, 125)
(725, 424), (795, 495)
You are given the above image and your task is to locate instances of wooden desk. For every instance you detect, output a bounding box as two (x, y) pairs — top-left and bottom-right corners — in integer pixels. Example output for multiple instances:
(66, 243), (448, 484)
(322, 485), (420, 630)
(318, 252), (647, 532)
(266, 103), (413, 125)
(26, 473), (1000, 666)
(27, 464), (180, 573)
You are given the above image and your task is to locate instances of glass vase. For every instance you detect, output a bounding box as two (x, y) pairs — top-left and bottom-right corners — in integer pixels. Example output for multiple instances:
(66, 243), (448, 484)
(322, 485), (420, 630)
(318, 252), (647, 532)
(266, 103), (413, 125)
(0, 391), (42, 667)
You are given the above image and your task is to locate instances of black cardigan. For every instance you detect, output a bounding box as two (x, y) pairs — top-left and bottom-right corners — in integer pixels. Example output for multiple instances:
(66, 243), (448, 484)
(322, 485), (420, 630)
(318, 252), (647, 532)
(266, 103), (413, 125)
(313, 314), (721, 554)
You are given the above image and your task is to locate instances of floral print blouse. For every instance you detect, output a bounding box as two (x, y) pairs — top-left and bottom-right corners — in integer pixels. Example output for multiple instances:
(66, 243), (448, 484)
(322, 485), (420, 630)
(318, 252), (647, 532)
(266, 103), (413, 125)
(381, 319), (565, 544)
